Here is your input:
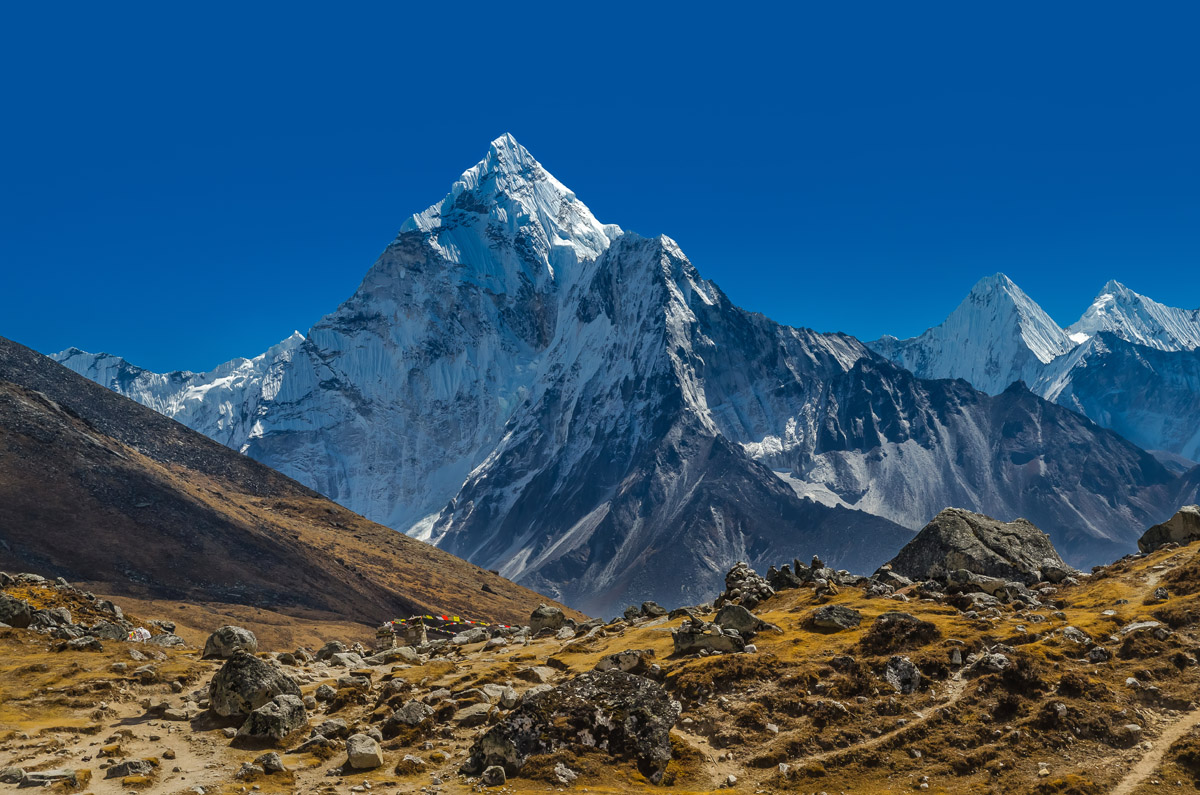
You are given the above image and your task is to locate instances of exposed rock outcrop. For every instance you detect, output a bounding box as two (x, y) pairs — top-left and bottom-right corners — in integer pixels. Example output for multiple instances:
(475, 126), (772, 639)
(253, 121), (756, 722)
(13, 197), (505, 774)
(204, 626), (259, 659)
(884, 508), (1073, 585)
(462, 670), (680, 784)
(210, 652), (302, 717)
(1139, 505), (1200, 553)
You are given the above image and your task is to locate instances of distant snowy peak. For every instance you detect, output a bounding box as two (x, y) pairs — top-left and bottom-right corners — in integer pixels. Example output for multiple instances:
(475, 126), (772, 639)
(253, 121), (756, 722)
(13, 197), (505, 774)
(53, 331), (305, 449)
(867, 272), (1073, 394)
(399, 133), (620, 287)
(1068, 280), (1200, 351)
(964, 273), (1074, 363)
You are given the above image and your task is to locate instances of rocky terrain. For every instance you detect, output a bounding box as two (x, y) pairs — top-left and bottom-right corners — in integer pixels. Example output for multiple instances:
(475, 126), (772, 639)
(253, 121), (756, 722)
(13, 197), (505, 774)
(4, 507), (1200, 793)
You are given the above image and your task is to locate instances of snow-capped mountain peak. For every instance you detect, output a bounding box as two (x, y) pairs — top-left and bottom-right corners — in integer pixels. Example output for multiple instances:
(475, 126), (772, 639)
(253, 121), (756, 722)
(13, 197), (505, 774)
(867, 272), (1073, 394)
(1068, 280), (1200, 351)
(964, 273), (1072, 364)
(400, 133), (620, 284)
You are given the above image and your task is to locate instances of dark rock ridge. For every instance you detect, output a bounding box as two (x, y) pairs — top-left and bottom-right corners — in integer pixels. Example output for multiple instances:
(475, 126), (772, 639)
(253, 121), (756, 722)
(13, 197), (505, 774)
(884, 508), (1074, 585)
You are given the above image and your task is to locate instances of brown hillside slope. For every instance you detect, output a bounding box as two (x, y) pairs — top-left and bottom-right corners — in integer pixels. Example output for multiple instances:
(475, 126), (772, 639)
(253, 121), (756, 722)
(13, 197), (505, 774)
(0, 335), (578, 630)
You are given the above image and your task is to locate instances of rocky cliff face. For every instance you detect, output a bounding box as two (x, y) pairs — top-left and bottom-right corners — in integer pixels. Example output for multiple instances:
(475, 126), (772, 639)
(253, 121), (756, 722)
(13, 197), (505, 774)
(52, 136), (1200, 612)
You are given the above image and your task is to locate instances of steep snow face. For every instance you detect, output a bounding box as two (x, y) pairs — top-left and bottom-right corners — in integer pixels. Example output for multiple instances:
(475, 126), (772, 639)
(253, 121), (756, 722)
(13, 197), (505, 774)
(1069, 280), (1200, 352)
(57, 135), (621, 536)
(54, 332), (304, 449)
(432, 233), (913, 614)
(867, 273), (1074, 395)
(240, 135), (622, 534)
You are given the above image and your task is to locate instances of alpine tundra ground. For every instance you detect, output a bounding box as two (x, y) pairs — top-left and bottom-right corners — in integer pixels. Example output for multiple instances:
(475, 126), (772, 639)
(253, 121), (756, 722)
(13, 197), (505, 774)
(4, 540), (1200, 794)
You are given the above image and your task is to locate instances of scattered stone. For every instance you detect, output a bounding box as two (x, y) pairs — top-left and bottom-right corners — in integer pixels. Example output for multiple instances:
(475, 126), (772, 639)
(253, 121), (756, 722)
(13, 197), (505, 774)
(1060, 626), (1092, 645)
(59, 635), (103, 652)
(714, 603), (775, 638)
(530, 604), (566, 635)
(146, 633), (187, 647)
(237, 694), (308, 742)
(481, 765), (507, 786)
(19, 769), (86, 787)
(672, 618), (745, 655)
(315, 640), (347, 661)
(463, 669), (680, 784)
(0, 594), (33, 628)
(451, 627), (488, 645)
(312, 718), (351, 739)
(346, 733), (384, 769)
(453, 702), (494, 727)
(210, 651), (302, 717)
(640, 601), (667, 618)
(969, 652), (1011, 675)
(104, 759), (157, 779)
(594, 648), (658, 678)
(809, 604), (862, 631)
(884, 655), (922, 694)
(554, 762), (579, 784)
(255, 752), (285, 773)
(203, 626), (258, 659)
(235, 762), (264, 780)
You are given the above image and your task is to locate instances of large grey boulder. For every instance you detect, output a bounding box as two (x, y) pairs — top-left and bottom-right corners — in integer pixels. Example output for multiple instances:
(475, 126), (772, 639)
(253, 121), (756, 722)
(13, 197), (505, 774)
(809, 604), (862, 632)
(884, 656), (922, 694)
(529, 604), (566, 635)
(884, 508), (1072, 585)
(462, 670), (680, 784)
(210, 652), (302, 717)
(315, 640), (347, 661)
(594, 649), (658, 678)
(364, 646), (419, 665)
(0, 594), (33, 629)
(204, 626), (258, 659)
(672, 618), (745, 655)
(450, 627), (488, 645)
(713, 604), (774, 638)
(1139, 505), (1200, 553)
(346, 734), (383, 769)
(383, 700), (434, 738)
(236, 694), (307, 742)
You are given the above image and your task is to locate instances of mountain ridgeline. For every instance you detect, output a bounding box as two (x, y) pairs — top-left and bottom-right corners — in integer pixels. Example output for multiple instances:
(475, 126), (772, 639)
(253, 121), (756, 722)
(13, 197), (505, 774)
(53, 135), (1200, 614)
(869, 274), (1200, 461)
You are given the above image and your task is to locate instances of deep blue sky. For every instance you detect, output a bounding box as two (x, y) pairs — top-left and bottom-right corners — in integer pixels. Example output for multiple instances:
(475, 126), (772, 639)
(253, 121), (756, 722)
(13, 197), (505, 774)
(3, 4), (1198, 372)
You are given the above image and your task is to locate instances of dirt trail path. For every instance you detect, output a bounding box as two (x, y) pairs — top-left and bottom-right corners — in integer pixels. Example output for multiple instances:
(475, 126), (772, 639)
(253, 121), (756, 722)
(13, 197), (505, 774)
(1109, 708), (1200, 795)
(1107, 549), (1197, 795)
(806, 671), (968, 764)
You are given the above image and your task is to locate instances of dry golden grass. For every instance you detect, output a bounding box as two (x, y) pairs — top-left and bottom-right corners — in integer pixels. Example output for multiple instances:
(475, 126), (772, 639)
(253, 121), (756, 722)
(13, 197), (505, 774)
(3, 542), (1200, 793)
